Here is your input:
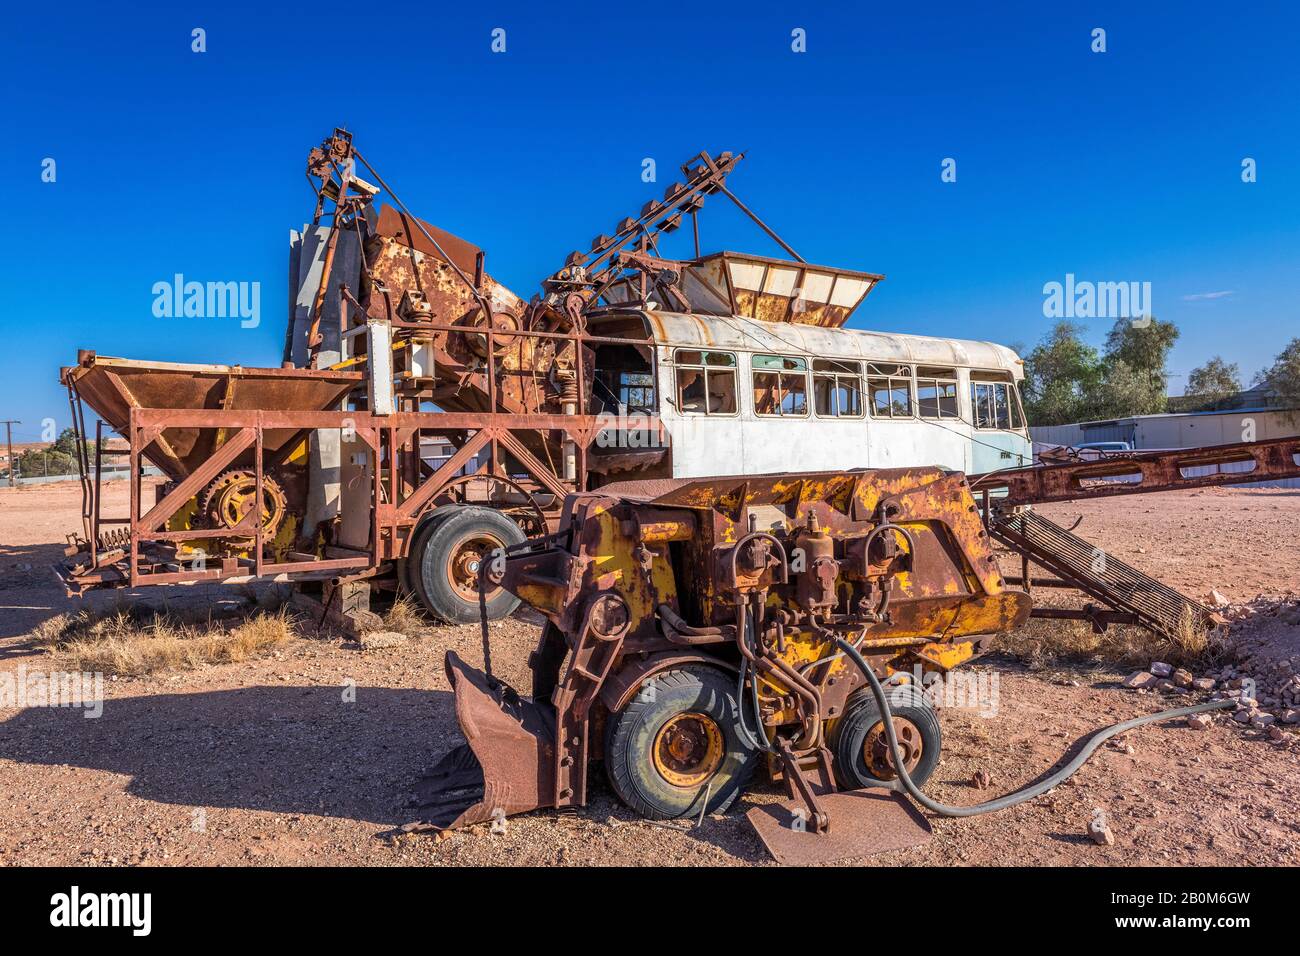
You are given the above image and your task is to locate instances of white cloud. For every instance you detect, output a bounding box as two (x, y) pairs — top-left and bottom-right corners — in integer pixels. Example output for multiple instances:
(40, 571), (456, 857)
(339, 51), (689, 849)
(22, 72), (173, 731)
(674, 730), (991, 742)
(1181, 290), (1235, 301)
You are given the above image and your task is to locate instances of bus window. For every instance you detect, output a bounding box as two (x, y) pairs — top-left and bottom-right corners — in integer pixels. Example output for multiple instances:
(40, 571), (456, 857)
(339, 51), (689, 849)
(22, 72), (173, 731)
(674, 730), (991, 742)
(970, 373), (1024, 430)
(675, 349), (737, 415)
(867, 362), (913, 418)
(916, 366), (959, 419)
(813, 359), (863, 417)
(752, 354), (809, 417)
(593, 343), (656, 413)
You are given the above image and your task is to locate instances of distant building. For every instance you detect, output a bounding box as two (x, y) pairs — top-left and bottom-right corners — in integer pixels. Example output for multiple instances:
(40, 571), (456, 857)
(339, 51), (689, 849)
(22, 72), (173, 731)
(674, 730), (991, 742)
(1030, 386), (1299, 488)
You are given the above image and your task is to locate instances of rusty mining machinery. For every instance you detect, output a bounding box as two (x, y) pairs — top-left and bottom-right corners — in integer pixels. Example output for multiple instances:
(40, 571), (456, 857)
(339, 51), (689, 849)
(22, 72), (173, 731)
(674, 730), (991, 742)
(58, 129), (1299, 644)
(58, 129), (871, 623)
(417, 441), (1300, 863)
(49, 128), (1300, 861)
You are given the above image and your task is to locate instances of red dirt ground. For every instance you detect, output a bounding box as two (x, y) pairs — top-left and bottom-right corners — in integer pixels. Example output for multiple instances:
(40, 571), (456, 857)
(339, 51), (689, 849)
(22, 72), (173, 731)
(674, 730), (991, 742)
(1, 480), (1297, 866)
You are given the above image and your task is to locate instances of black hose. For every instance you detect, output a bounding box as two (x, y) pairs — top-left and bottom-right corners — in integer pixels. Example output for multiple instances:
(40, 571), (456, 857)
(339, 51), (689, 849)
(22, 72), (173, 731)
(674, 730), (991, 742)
(735, 616), (777, 754)
(832, 637), (1236, 817)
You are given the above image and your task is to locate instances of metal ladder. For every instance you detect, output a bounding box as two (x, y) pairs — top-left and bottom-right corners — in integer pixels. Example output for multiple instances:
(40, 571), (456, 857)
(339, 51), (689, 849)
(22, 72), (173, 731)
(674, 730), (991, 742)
(988, 506), (1214, 640)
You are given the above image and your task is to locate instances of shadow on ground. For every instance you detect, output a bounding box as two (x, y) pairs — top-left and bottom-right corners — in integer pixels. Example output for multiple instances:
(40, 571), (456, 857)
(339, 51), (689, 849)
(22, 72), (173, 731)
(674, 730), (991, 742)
(0, 684), (457, 827)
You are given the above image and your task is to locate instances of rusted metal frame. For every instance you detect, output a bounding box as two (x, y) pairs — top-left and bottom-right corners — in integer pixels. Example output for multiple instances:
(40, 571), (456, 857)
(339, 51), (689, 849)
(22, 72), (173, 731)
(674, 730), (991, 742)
(66, 384), (93, 546)
(714, 182), (805, 263)
(1004, 575), (1080, 589)
(1031, 606), (1140, 630)
(388, 424), (401, 558)
(351, 146), (506, 419)
(371, 425), (384, 563)
(254, 428), (264, 579)
(128, 410), (141, 587)
(494, 429), (572, 502)
(984, 437), (1300, 505)
(574, 318), (588, 411)
(137, 429), (256, 533)
(126, 555), (373, 590)
(148, 527), (256, 542)
(259, 556), (372, 575)
(130, 407), (613, 432)
(307, 221), (341, 355)
(396, 428), (495, 521)
(353, 149), (486, 302)
(552, 599), (628, 808)
(987, 519), (1151, 625)
(583, 158), (742, 279)
(93, 419), (104, 566)
(382, 317), (649, 349)
(395, 424), (419, 505)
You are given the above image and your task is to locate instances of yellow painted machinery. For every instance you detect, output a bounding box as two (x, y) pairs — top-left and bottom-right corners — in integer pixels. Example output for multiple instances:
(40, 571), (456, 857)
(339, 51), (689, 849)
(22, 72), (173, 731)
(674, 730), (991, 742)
(417, 466), (1033, 840)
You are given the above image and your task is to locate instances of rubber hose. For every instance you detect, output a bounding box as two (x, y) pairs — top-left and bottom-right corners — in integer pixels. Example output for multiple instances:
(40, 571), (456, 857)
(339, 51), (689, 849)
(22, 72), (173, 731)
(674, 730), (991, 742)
(832, 637), (1236, 817)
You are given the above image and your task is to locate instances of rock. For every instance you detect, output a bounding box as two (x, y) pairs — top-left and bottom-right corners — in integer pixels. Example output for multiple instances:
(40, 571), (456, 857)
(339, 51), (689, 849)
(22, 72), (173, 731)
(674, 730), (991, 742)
(1172, 669), (1194, 689)
(1207, 588), (1232, 608)
(1232, 709), (1253, 724)
(1186, 713), (1212, 731)
(1252, 713), (1276, 727)
(1088, 820), (1115, 846)
(971, 769), (991, 790)
(1122, 671), (1157, 690)
(1192, 677), (1216, 691)
(359, 630), (409, 649)
(1150, 662), (1174, 678)
(1283, 710), (1300, 725)
(1268, 726), (1285, 742)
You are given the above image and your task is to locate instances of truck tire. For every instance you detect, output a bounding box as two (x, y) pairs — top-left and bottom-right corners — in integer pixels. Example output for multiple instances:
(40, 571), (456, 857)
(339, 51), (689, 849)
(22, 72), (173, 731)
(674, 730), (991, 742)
(409, 506), (526, 624)
(831, 684), (941, 790)
(604, 666), (758, 820)
(400, 507), (457, 600)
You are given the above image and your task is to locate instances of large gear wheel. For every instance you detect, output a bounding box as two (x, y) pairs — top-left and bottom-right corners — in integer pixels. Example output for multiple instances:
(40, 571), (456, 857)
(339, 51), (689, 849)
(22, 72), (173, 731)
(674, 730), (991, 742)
(198, 469), (288, 541)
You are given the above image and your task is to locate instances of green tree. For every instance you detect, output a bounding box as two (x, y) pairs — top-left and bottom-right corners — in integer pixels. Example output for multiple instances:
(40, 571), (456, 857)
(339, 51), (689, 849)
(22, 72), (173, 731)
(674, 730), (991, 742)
(16, 448), (76, 477)
(52, 427), (84, 458)
(1184, 356), (1241, 407)
(1095, 317), (1179, 418)
(1257, 337), (1300, 409)
(1020, 321), (1104, 425)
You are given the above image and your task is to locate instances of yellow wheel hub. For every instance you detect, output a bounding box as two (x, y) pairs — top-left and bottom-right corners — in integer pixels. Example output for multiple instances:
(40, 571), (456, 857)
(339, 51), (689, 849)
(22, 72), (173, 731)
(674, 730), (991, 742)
(652, 712), (724, 788)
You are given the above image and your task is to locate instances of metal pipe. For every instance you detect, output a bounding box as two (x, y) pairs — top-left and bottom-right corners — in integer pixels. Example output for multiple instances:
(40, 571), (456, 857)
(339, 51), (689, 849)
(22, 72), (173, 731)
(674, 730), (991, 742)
(716, 183), (805, 263)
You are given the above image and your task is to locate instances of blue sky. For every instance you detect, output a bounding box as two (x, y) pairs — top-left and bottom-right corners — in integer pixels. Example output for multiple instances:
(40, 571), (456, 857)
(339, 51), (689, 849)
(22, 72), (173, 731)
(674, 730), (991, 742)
(3, 0), (1297, 440)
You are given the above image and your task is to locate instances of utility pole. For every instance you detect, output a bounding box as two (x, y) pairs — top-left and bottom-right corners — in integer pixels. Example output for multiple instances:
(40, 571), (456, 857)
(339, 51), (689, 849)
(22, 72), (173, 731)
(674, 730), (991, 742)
(2, 420), (18, 487)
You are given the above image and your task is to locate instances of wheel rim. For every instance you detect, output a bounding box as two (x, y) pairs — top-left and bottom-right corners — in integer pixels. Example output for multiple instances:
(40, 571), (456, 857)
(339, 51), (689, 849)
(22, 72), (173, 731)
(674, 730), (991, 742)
(652, 712), (724, 788)
(443, 532), (506, 603)
(863, 717), (924, 779)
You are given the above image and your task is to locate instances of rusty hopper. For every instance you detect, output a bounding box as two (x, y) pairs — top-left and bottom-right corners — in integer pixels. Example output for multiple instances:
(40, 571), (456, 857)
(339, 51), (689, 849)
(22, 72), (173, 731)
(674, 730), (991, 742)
(61, 351), (359, 481)
(58, 351), (361, 592)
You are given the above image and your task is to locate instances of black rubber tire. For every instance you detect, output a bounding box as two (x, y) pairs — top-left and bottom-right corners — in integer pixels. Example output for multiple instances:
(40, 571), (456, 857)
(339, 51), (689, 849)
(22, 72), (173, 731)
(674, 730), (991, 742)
(409, 506), (526, 624)
(400, 508), (458, 600)
(831, 684), (942, 790)
(604, 666), (759, 820)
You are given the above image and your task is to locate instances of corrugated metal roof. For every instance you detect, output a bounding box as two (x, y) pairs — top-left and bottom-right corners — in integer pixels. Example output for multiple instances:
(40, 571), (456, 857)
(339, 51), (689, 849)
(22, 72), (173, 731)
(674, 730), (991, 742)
(1081, 406), (1295, 428)
(609, 310), (1024, 375)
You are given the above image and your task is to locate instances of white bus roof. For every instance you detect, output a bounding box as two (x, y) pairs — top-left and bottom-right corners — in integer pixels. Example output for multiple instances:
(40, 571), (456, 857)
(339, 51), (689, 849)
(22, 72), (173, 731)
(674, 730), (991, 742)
(608, 310), (1024, 377)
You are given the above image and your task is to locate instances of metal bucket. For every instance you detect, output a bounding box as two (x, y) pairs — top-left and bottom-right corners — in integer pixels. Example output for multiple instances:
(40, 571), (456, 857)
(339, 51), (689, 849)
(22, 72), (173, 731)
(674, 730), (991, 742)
(410, 652), (557, 830)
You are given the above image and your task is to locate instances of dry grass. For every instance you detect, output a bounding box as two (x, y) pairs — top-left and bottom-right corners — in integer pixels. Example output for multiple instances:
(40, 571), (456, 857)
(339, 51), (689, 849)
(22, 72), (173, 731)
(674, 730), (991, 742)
(381, 593), (428, 636)
(993, 611), (1231, 672)
(30, 606), (301, 676)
